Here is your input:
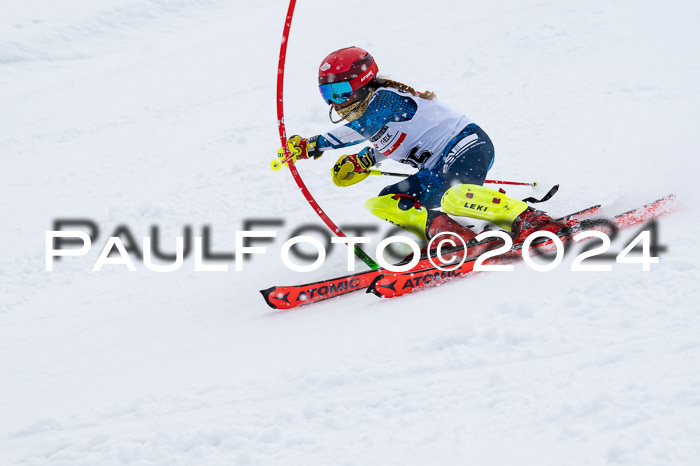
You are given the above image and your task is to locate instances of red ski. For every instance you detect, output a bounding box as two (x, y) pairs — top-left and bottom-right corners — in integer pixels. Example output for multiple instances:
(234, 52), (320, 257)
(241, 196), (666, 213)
(261, 204), (603, 310)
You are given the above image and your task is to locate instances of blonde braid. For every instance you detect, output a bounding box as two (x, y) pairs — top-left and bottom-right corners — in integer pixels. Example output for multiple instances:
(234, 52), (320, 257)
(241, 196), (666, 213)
(374, 77), (436, 100)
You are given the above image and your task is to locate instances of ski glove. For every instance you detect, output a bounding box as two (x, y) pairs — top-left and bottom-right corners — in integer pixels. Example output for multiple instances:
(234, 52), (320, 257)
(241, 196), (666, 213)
(331, 147), (375, 187)
(276, 135), (322, 166)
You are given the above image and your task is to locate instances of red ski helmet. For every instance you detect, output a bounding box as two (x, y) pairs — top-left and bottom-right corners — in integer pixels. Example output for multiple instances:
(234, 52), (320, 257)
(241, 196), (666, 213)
(318, 47), (378, 105)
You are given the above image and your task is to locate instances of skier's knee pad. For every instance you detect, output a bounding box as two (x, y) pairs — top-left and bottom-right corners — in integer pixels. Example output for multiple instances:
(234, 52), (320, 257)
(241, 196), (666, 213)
(364, 194), (430, 240)
(441, 184), (528, 231)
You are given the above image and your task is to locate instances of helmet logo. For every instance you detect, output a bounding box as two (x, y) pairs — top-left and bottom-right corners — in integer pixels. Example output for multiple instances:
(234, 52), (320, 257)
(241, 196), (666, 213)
(360, 70), (374, 82)
(320, 62), (331, 71)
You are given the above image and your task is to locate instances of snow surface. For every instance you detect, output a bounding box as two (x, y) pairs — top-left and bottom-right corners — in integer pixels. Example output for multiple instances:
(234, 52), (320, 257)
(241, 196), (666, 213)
(2, 0), (700, 464)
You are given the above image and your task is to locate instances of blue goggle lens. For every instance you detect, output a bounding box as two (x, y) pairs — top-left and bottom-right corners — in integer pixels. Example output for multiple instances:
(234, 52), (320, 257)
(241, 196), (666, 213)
(319, 82), (353, 104)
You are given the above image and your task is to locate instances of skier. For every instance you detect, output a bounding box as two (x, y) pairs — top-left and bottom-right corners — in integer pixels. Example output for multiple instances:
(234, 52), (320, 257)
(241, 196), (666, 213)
(278, 46), (560, 246)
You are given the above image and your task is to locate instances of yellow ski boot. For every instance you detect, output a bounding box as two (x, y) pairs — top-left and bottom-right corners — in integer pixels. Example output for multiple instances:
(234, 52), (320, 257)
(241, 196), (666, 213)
(441, 184), (561, 243)
(364, 194), (431, 240)
(441, 184), (529, 231)
(364, 194), (477, 243)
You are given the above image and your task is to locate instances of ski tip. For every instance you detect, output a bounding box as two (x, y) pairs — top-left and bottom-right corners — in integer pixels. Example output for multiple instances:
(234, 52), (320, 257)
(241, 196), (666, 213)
(647, 193), (676, 207)
(366, 275), (385, 298)
(260, 287), (278, 309)
(615, 193), (677, 222)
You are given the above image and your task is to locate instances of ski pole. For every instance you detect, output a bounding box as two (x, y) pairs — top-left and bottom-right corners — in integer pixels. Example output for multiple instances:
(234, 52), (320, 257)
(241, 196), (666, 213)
(270, 146), (300, 171)
(363, 169), (537, 187)
(483, 179), (537, 187)
(272, 154), (536, 187)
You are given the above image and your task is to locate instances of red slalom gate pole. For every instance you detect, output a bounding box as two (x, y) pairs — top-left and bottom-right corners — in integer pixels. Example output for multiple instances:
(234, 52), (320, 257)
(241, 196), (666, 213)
(275, 0), (378, 270)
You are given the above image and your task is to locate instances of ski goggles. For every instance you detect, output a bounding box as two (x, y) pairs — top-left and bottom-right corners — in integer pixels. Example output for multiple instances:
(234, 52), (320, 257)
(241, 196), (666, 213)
(319, 81), (354, 104)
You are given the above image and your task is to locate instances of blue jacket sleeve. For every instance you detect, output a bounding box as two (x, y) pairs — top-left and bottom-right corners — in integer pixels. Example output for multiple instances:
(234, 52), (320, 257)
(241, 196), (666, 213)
(314, 89), (418, 151)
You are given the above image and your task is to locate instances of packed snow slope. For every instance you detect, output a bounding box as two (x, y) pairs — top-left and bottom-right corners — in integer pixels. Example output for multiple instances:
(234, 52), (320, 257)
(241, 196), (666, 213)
(2, 0), (700, 464)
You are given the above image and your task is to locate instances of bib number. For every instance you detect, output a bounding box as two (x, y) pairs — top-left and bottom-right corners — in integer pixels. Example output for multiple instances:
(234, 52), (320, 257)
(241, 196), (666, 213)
(402, 147), (432, 169)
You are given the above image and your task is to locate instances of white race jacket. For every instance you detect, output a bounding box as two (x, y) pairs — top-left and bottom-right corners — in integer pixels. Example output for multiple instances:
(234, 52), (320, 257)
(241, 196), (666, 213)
(317, 88), (472, 169)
